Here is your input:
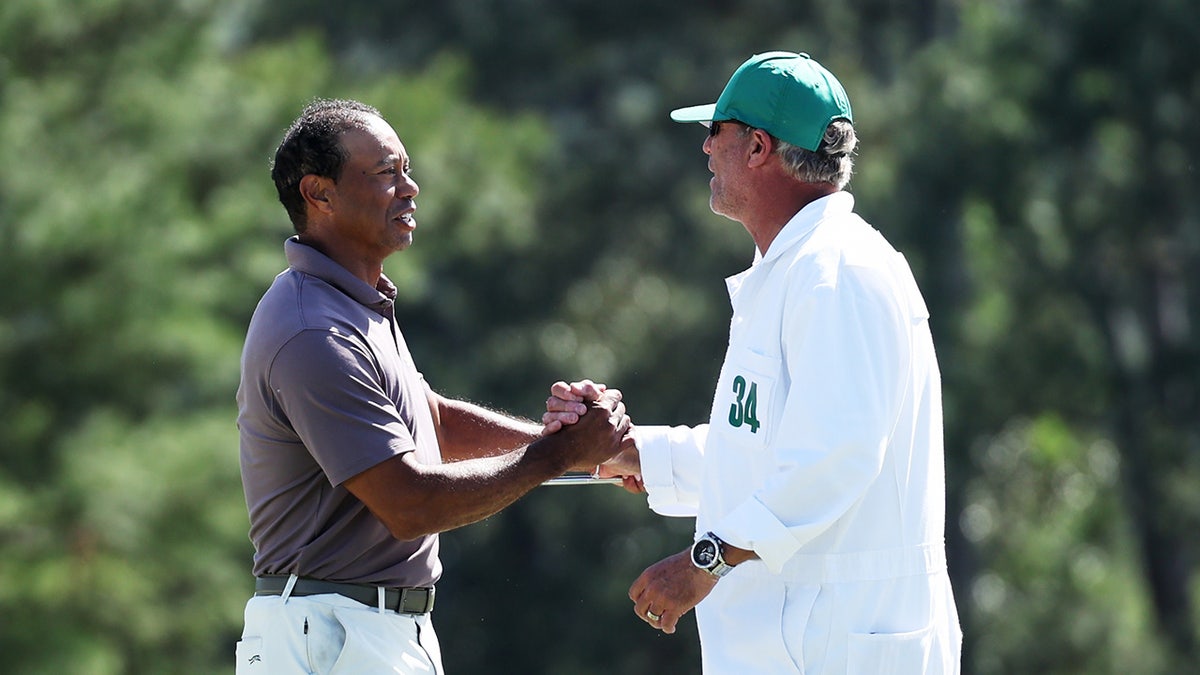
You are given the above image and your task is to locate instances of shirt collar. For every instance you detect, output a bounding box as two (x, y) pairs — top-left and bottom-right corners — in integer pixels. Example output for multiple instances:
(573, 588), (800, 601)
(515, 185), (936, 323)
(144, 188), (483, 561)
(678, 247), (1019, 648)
(758, 191), (856, 265)
(284, 236), (397, 312)
(726, 192), (855, 303)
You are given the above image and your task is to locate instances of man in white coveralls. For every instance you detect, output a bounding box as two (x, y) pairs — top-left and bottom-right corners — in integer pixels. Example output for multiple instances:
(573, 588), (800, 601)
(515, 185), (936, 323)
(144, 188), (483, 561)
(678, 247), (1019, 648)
(546, 51), (962, 673)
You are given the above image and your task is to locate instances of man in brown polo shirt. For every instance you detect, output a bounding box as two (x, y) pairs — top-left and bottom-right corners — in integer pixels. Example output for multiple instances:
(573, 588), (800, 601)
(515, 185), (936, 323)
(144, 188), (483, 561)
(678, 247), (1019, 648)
(235, 98), (628, 674)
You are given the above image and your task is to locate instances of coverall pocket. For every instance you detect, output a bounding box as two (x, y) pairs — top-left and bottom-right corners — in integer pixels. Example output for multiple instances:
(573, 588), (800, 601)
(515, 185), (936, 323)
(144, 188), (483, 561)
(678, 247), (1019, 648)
(780, 583), (822, 673)
(701, 577), (812, 673)
(847, 622), (942, 675)
(712, 346), (779, 449)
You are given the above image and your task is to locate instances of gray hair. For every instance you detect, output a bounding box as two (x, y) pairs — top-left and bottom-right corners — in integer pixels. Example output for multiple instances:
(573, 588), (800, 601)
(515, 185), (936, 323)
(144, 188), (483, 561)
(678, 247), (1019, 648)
(773, 120), (857, 189)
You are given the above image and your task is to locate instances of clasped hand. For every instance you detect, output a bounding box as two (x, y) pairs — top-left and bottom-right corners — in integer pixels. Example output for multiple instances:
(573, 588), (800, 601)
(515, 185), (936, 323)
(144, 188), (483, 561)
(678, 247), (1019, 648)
(543, 380), (643, 492)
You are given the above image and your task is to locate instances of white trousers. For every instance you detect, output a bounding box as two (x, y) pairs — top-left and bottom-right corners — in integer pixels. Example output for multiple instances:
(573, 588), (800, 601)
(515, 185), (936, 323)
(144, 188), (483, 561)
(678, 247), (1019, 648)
(696, 567), (961, 674)
(236, 584), (443, 674)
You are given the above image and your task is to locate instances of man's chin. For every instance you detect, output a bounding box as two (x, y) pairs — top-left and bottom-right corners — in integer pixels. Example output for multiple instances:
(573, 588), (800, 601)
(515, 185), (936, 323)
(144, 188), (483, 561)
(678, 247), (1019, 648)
(709, 199), (733, 220)
(387, 233), (415, 253)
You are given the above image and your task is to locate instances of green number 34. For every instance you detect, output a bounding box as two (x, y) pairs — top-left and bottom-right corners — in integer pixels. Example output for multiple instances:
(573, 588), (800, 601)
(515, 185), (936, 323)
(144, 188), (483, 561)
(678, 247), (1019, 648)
(727, 375), (761, 433)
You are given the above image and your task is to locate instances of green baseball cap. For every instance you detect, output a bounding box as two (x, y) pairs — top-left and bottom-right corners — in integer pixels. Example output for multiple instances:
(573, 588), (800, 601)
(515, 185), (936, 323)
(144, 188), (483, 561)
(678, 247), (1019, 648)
(670, 51), (853, 152)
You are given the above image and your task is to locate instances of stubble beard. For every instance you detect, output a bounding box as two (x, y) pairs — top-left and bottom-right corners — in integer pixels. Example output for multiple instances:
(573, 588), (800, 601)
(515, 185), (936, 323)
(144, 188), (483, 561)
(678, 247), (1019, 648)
(709, 183), (740, 222)
(385, 216), (416, 252)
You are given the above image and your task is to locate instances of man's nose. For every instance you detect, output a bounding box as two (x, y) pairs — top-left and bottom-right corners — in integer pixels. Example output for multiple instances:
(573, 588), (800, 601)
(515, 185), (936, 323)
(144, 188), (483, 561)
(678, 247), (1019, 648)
(400, 174), (419, 197)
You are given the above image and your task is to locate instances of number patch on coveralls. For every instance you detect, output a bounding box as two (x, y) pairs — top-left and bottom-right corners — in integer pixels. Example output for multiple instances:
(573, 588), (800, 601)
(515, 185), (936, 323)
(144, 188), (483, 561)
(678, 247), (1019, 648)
(727, 375), (762, 433)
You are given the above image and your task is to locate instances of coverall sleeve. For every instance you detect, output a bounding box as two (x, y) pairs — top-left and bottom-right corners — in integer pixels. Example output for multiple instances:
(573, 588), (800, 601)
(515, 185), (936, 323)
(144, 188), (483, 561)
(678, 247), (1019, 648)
(633, 423), (709, 517)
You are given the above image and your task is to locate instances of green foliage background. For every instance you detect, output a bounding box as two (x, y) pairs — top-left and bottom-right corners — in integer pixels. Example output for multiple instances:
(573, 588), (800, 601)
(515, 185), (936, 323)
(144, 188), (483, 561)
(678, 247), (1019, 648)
(1, 0), (1196, 673)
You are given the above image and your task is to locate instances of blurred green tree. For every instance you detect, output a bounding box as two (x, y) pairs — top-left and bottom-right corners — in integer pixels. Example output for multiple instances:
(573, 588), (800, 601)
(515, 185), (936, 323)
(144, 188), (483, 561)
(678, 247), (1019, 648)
(0, 1), (559, 671)
(1, 0), (1197, 672)
(880, 1), (1200, 670)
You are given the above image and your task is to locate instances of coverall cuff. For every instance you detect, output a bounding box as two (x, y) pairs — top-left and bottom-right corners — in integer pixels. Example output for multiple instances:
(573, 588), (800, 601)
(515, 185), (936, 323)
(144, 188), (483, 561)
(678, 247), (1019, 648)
(715, 497), (800, 574)
(632, 425), (696, 518)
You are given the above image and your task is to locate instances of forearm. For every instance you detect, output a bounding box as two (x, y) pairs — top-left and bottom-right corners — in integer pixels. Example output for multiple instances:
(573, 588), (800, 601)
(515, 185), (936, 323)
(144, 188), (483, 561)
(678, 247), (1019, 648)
(720, 542), (759, 566)
(393, 437), (569, 535)
(430, 393), (542, 461)
(350, 391), (627, 539)
(350, 413), (610, 539)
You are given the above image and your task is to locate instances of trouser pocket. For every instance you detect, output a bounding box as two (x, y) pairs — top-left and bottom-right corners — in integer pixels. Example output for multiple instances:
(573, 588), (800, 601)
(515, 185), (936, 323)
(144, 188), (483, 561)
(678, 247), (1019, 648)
(848, 622), (944, 675)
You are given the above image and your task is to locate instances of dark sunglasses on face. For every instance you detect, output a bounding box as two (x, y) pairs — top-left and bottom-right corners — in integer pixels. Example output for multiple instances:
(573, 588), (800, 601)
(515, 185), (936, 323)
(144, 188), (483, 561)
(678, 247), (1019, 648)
(705, 120), (748, 137)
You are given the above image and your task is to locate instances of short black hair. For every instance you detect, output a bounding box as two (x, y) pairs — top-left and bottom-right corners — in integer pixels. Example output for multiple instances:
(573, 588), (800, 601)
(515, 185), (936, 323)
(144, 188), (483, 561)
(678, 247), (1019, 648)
(271, 99), (382, 233)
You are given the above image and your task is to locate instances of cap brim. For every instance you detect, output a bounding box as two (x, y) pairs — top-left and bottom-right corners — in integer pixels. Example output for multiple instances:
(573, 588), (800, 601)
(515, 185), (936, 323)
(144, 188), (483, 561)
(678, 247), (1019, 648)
(669, 103), (718, 123)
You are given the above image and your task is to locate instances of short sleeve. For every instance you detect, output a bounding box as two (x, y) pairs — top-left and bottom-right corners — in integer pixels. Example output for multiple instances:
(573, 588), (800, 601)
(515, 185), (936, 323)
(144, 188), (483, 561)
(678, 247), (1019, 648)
(269, 329), (416, 486)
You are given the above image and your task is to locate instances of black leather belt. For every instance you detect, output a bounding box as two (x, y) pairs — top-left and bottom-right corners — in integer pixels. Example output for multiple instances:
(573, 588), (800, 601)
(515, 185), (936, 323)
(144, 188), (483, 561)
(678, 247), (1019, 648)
(254, 576), (435, 614)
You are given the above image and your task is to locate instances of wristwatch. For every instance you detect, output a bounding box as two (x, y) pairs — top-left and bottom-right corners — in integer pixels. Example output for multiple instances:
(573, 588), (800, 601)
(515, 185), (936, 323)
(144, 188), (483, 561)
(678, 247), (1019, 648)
(691, 532), (735, 578)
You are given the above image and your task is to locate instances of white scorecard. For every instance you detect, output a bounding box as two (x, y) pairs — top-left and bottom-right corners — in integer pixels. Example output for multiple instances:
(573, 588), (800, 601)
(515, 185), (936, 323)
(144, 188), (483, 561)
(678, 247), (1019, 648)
(542, 474), (624, 486)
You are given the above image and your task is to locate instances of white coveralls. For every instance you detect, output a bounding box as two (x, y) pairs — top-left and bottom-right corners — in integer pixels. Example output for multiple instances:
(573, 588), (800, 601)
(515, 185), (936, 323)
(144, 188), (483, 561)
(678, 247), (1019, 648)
(636, 193), (962, 674)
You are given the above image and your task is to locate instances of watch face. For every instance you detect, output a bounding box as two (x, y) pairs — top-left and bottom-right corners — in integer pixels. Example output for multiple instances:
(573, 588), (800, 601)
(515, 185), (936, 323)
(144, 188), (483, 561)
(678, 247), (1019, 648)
(693, 540), (718, 566)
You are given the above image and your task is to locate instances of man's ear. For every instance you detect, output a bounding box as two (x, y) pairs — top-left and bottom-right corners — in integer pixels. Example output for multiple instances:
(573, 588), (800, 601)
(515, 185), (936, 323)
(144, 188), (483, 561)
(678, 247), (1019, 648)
(299, 174), (335, 214)
(746, 128), (774, 169)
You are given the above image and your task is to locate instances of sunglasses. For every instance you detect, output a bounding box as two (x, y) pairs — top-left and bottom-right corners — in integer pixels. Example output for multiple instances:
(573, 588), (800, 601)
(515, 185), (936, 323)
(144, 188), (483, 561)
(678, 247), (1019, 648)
(704, 120), (750, 137)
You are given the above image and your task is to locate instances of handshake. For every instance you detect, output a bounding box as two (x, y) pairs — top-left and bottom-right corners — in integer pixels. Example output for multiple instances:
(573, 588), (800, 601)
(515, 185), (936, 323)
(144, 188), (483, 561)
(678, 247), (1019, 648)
(539, 379), (644, 493)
